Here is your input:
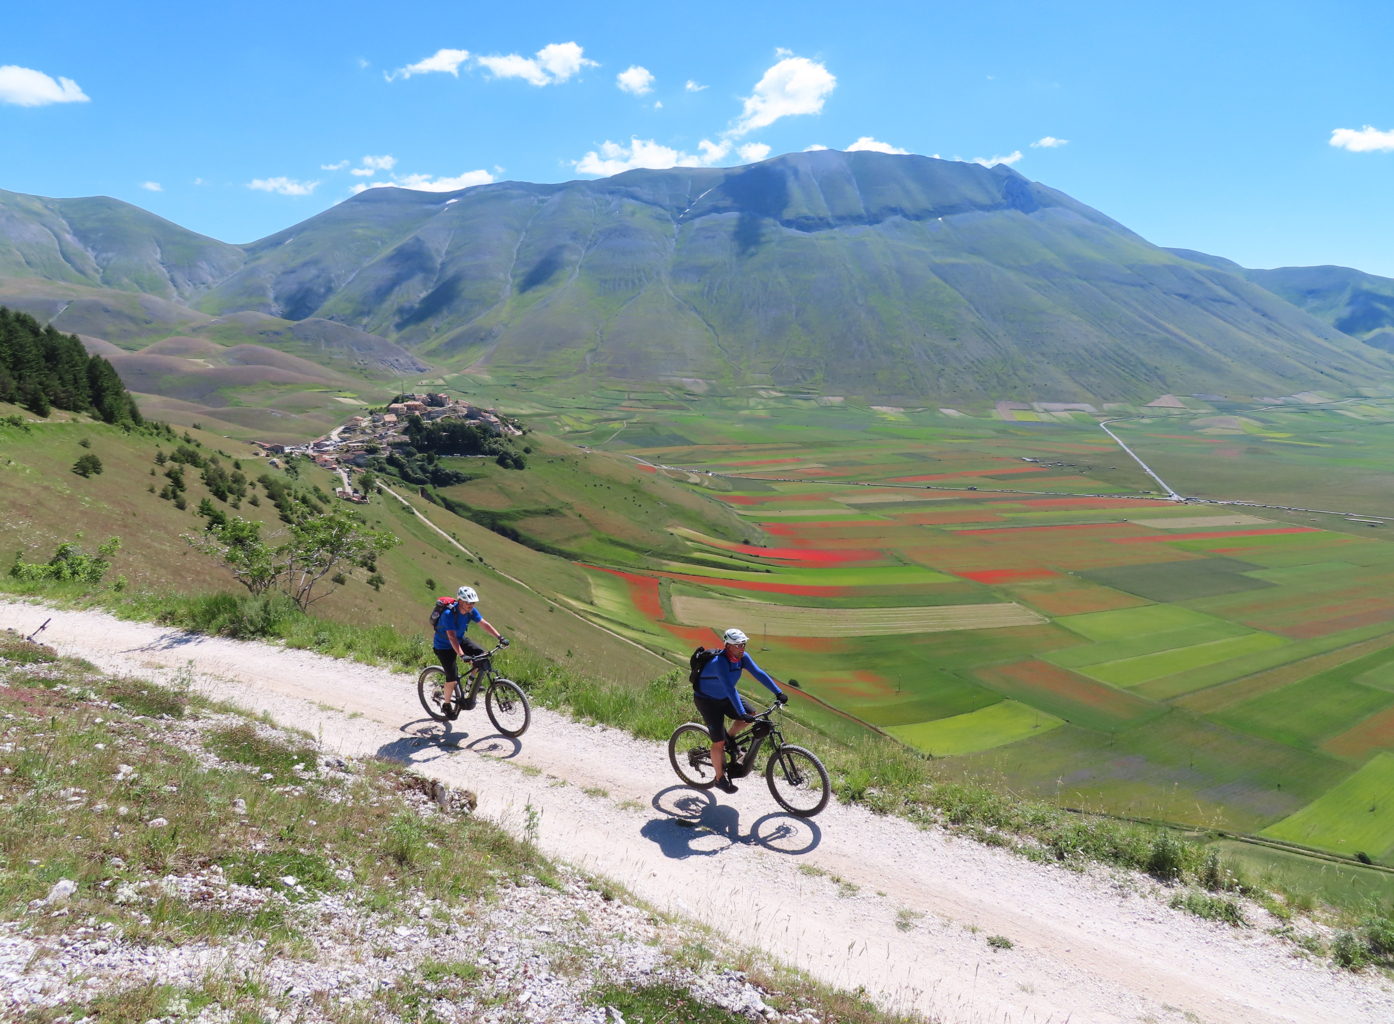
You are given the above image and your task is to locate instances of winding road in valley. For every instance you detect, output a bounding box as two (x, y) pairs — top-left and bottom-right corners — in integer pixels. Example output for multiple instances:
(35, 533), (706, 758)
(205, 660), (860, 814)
(5, 600), (1390, 1024)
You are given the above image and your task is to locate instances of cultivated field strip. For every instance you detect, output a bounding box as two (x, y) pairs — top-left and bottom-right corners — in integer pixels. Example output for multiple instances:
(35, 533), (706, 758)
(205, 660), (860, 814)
(671, 595), (1048, 636)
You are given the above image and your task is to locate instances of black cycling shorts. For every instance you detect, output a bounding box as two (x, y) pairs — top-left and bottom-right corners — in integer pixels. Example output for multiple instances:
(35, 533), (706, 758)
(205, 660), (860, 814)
(434, 637), (486, 683)
(693, 693), (744, 742)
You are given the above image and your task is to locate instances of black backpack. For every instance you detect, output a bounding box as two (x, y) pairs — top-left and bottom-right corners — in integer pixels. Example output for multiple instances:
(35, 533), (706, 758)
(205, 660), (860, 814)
(688, 646), (719, 691)
(429, 596), (457, 629)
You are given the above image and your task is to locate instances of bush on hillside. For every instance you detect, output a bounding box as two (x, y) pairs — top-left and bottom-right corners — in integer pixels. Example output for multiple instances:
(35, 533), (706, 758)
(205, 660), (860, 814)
(72, 453), (103, 477)
(10, 537), (121, 584)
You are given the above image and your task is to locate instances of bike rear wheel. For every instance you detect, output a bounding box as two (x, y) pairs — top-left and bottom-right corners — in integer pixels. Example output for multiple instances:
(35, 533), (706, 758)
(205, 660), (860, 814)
(417, 665), (450, 723)
(485, 677), (531, 737)
(765, 744), (831, 818)
(668, 722), (718, 788)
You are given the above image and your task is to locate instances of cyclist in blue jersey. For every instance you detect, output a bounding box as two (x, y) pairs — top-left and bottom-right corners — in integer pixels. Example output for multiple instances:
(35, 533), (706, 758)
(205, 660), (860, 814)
(695, 627), (787, 793)
(434, 586), (507, 719)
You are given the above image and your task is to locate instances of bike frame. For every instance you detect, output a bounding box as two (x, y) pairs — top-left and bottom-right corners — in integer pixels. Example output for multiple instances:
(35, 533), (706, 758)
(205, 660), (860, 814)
(724, 698), (787, 778)
(448, 642), (507, 706)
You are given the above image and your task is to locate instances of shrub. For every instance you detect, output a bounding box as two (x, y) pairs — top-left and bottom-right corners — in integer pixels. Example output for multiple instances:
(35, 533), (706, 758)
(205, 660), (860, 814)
(72, 453), (103, 477)
(986, 935), (1013, 950)
(1332, 930), (1371, 969)
(10, 537), (120, 584)
(1146, 831), (1186, 882)
(206, 722), (315, 776)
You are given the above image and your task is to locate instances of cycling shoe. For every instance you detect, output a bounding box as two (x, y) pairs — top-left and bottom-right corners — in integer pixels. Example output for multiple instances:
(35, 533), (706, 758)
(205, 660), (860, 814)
(715, 776), (738, 794)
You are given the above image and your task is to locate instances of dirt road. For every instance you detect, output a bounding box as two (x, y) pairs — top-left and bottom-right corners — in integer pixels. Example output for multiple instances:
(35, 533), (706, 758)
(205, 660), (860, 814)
(7, 599), (1390, 1024)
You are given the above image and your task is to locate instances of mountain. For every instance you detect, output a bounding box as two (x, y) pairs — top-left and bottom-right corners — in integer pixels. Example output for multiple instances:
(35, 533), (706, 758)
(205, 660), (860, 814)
(0, 187), (244, 303)
(2, 153), (1391, 403)
(1168, 249), (1394, 353)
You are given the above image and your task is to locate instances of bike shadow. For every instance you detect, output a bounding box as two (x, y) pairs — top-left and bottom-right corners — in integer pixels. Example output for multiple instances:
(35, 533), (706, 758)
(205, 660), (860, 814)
(379, 719), (521, 765)
(640, 785), (821, 858)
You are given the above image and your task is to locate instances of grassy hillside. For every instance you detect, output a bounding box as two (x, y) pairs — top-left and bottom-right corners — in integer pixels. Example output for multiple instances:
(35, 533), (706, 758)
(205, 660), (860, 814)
(0, 409), (670, 685)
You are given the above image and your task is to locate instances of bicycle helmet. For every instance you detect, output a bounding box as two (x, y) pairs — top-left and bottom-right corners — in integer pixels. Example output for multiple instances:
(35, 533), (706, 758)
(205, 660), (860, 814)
(457, 586), (479, 603)
(723, 628), (749, 645)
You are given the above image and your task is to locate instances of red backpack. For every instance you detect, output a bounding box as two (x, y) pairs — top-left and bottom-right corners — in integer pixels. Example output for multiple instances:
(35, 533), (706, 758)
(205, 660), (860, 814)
(428, 596), (458, 629)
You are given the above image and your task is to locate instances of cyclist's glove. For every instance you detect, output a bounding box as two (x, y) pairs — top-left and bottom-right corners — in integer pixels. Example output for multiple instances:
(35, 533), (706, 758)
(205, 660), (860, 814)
(499, 637), (510, 647)
(775, 691), (789, 705)
(738, 713), (758, 723)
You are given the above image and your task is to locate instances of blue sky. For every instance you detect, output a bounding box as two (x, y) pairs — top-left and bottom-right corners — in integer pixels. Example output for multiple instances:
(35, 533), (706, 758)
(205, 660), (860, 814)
(5, 1), (1394, 274)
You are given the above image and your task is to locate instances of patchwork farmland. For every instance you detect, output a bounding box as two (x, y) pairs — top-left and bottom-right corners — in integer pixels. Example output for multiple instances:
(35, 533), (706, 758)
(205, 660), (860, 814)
(470, 387), (1394, 869)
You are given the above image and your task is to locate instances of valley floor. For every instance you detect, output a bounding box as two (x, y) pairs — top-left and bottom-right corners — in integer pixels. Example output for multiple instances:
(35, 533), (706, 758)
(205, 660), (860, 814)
(4, 599), (1391, 1024)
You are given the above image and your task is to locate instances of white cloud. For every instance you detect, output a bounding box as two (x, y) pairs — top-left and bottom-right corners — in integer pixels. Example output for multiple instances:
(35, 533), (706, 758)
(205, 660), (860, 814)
(654, 100), (662, 109)
(737, 143), (771, 162)
(1031, 136), (1068, 148)
(140, 181), (162, 192)
(350, 155), (397, 177)
(0, 65), (90, 106)
(730, 56), (835, 136)
(804, 143), (828, 151)
(353, 170), (495, 194)
(1330, 126), (1394, 153)
(574, 136), (740, 176)
(321, 160), (349, 170)
(847, 136), (909, 154)
(478, 41), (595, 86)
(248, 177), (320, 196)
(685, 79), (707, 92)
(617, 65), (654, 95)
(971, 151), (1022, 167)
(387, 48), (471, 81)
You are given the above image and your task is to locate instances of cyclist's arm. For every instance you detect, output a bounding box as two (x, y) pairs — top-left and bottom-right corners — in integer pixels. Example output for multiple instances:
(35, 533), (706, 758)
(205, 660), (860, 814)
(740, 654), (783, 697)
(477, 616), (503, 641)
(445, 627), (465, 657)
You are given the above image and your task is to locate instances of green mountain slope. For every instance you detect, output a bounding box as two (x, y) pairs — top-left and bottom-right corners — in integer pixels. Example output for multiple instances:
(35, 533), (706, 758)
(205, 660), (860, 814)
(0, 187), (244, 303)
(195, 151), (1387, 400)
(1, 153), (1391, 404)
(1168, 249), (1394, 353)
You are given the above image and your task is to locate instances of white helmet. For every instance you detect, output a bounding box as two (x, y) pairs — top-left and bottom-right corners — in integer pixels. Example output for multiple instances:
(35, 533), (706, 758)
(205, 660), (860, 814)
(457, 586), (479, 603)
(723, 628), (749, 645)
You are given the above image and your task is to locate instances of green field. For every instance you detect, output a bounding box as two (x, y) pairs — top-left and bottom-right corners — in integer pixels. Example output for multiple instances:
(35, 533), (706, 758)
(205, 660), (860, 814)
(886, 700), (1064, 756)
(1261, 754), (1394, 858)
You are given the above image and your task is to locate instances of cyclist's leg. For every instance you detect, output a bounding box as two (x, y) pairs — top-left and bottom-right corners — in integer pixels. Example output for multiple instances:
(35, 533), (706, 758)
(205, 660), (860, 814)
(435, 647), (460, 704)
(694, 696), (741, 781)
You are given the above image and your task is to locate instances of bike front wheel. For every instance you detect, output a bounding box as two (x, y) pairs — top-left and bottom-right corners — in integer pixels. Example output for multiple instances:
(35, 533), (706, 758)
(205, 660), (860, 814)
(668, 722), (717, 788)
(485, 677), (531, 737)
(765, 744), (831, 818)
(417, 665), (450, 723)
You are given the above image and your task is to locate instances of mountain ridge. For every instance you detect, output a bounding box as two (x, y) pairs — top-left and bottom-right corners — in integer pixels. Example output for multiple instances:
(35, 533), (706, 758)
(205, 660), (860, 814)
(1, 152), (1390, 402)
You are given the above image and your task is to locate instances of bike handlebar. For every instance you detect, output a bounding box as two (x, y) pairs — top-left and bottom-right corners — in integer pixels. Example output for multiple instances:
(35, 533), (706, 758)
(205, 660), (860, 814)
(467, 640), (510, 661)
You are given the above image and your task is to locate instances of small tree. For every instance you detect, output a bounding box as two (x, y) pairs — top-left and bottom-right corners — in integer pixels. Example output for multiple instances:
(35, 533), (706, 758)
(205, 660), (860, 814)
(282, 506), (400, 610)
(185, 516), (282, 597)
(11, 537), (120, 583)
(72, 453), (103, 477)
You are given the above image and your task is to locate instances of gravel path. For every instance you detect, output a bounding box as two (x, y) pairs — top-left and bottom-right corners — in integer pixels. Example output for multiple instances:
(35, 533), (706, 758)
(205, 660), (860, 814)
(7, 599), (1393, 1024)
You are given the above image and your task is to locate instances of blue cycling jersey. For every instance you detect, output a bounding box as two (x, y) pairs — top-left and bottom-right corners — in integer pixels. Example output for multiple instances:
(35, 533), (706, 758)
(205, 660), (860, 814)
(696, 651), (781, 714)
(433, 603), (482, 651)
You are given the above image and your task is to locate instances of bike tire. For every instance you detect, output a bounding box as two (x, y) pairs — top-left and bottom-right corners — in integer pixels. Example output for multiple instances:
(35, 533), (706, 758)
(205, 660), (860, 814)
(485, 677), (531, 737)
(417, 665), (450, 723)
(668, 722), (718, 789)
(765, 744), (831, 818)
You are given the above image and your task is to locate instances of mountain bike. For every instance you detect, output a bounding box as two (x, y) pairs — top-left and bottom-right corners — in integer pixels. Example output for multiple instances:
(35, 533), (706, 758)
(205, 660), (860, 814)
(667, 695), (831, 817)
(417, 642), (531, 738)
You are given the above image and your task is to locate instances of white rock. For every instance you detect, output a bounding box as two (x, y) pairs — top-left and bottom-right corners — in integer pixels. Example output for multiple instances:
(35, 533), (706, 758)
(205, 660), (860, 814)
(146, 817), (168, 829)
(232, 798), (247, 815)
(281, 876), (298, 887)
(46, 879), (77, 903)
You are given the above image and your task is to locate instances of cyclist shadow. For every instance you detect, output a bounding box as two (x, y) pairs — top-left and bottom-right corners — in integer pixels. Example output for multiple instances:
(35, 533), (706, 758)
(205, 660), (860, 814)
(379, 719), (521, 766)
(640, 785), (821, 858)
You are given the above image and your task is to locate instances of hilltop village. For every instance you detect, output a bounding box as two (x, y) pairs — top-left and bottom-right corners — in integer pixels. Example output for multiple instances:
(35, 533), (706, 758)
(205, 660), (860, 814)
(253, 393), (519, 499)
